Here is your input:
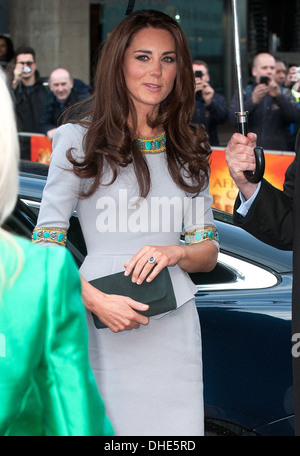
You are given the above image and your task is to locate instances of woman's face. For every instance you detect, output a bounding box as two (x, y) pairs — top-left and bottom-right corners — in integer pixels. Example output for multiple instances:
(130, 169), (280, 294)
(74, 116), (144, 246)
(0, 39), (8, 59)
(123, 27), (177, 117)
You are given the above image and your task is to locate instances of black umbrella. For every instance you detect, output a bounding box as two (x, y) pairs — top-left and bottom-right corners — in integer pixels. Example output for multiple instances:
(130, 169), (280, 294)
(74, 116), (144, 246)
(231, 0), (265, 183)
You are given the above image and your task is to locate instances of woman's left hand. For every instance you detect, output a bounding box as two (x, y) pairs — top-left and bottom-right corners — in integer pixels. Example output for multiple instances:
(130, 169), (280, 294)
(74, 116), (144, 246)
(124, 245), (183, 285)
(124, 241), (218, 284)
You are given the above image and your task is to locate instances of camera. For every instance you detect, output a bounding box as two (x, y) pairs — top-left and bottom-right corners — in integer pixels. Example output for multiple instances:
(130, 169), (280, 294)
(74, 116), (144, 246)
(291, 67), (300, 82)
(194, 70), (203, 78)
(260, 76), (269, 85)
(23, 65), (32, 74)
(195, 70), (204, 98)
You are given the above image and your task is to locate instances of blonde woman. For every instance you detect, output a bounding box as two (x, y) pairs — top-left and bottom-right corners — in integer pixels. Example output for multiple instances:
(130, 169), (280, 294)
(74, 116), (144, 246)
(0, 69), (113, 437)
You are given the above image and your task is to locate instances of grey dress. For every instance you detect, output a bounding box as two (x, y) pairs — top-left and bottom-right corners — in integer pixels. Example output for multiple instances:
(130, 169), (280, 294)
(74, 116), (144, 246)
(35, 123), (218, 436)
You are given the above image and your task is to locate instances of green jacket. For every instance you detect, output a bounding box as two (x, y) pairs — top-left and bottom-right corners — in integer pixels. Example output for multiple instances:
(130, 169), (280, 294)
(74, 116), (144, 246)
(0, 236), (113, 436)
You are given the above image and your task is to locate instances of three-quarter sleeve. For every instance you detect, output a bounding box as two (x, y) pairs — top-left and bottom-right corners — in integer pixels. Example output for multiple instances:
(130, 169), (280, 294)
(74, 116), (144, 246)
(183, 183), (219, 246)
(33, 124), (85, 244)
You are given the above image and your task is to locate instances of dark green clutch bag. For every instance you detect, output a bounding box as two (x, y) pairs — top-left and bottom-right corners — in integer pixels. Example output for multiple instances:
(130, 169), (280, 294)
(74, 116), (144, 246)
(89, 267), (177, 329)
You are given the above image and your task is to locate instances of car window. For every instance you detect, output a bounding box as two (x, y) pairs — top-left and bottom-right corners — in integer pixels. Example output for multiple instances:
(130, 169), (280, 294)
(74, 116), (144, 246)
(190, 262), (236, 286)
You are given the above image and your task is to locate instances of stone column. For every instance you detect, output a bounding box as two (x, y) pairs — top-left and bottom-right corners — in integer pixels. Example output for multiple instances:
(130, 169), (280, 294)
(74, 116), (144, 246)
(9, 0), (90, 83)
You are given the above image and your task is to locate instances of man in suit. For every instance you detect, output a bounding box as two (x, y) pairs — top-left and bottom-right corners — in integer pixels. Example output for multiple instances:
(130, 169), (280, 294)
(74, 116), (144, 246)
(225, 130), (300, 435)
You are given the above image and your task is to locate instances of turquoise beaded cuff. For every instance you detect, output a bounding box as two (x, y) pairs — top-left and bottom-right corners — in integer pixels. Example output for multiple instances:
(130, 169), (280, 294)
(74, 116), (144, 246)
(32, 227), (67, 246)
(185, 226), (219, 245)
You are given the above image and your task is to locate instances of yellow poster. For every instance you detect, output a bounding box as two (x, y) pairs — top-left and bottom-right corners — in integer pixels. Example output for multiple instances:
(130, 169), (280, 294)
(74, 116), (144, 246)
(30, 135), (52, 164)
(210, 148), (295, 213)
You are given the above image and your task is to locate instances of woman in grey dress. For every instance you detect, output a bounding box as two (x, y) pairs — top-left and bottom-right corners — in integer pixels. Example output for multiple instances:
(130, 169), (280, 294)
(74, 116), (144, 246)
(33, 10), (219, 436)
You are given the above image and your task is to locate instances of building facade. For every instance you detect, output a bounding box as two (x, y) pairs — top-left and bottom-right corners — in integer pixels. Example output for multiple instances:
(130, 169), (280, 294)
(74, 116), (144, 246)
(1, 0), (300, 103)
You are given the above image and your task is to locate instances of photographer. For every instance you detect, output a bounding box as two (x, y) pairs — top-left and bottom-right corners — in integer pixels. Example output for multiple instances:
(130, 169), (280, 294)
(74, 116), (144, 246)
(8, 46), (48, 133)
(286, 65), (300, 150)
(191, 59), (228, 146)
(229, 52), (299, 151)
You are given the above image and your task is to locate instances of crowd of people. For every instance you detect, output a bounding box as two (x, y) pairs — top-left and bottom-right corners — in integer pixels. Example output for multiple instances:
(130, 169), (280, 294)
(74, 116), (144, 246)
(190, 52), (300, 152)
(2, 7), (300, 438)
(1, 42), (91, 143)
(1, 33), (300, 153)
(229, 52), (300, 151)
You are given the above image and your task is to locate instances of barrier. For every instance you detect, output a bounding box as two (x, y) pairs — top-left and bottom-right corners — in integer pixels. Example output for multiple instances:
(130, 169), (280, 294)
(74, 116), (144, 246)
(19, 133), (52, 165)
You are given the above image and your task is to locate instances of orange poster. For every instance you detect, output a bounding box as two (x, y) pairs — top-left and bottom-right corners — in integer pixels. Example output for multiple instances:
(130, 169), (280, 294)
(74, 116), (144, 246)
(210, 148), (295, 214)
(30, 135), (52, 164)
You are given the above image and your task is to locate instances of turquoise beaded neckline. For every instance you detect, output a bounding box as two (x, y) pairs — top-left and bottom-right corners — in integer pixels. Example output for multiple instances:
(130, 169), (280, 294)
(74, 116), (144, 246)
(136, 132), (166, 154)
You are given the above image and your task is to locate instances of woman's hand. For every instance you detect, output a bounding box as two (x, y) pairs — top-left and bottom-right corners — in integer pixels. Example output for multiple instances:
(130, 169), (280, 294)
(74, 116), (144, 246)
(124, 244), (183, 285)
(81, 240), (218, 332)
(124, 241), (218, 284)
(81, 277), (149, 333)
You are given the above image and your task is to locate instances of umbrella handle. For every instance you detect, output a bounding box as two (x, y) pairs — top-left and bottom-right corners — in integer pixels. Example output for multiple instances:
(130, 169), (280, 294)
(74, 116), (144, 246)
(236, 113), (265, 183)
(243, 147), (265, 184)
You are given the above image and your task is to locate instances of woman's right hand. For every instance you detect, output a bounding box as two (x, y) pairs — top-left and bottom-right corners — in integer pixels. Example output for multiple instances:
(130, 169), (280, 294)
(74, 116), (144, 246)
(81, 277), (149, 332)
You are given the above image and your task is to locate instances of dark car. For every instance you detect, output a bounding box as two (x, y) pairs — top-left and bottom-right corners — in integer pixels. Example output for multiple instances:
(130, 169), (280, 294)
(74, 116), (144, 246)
(6, 160), (294, 436)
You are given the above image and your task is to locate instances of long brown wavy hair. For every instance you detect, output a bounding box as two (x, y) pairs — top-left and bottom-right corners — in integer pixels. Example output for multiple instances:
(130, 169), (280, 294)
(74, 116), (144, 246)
(66, 9), (211, 198)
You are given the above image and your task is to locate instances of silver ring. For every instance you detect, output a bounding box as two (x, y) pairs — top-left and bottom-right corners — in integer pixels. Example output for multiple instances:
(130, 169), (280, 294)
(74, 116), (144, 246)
(148, 256), (156, 264)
